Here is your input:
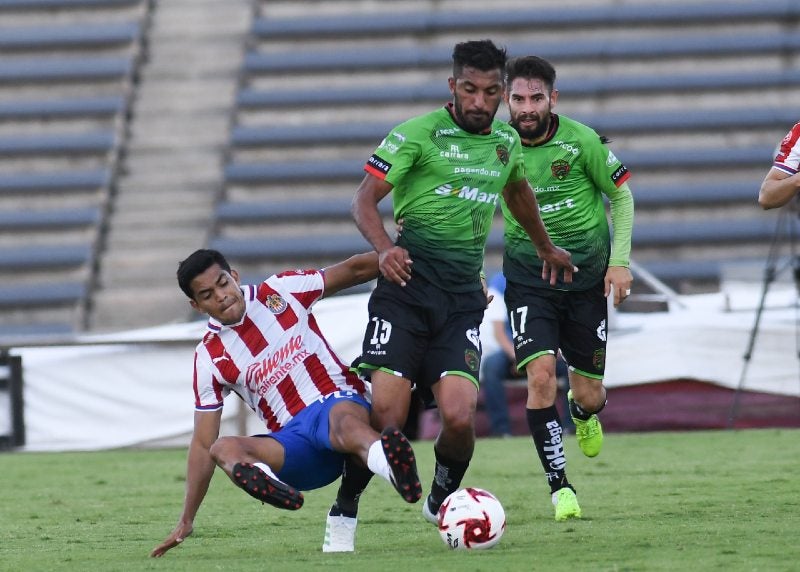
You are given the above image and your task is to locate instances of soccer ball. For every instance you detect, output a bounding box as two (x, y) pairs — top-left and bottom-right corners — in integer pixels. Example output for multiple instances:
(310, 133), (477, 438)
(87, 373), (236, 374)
(437, 487), (506, 550)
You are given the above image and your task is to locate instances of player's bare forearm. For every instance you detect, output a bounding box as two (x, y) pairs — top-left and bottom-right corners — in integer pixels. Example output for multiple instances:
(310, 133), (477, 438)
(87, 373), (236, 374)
(352, 175), (412, 285)
(758, 170), (800, 210)
(352, 174), (395, 254)
(322, 252), (382, 297)
(152, 414), (219, 557)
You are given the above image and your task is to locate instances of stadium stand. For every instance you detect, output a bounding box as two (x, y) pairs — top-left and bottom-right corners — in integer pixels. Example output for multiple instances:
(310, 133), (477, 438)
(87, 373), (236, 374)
(0, 0), (147, 340)
(3, 0), (799, 338)
(211, 0), (800, 294)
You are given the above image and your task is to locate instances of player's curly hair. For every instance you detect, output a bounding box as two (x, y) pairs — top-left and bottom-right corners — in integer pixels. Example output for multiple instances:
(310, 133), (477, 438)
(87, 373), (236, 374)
(505, 55), (557, 92)
(177, 248), (231, 299)
(452, 39), (507, 78)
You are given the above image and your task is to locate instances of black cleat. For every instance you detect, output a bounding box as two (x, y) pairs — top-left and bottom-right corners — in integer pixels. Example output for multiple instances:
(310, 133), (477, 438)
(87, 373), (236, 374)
(381, 427), (422, 503)
(232, 462), (304, 510)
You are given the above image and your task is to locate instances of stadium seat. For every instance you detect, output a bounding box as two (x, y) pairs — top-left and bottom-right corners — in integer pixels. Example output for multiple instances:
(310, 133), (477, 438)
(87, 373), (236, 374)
(0, 0), (141, 9)
(215, 197), (390, 223)
(0, 56), (133, 83)
(0, 21), (140, 51)
(0, 243), (93, 269)
(238, 69), (800, 109)
(224, 146), (773, 186)
(0, 281), (86, 308)
(224, 160), (363, 184)
(631, 181), (761, 207)
(211, 234), (371, 261)
(0, 206), (100, 230)
(251, 1), (799, 38)
(231, 109), (797, 148)
(0, 131), (116, 155)
(0, 169), (110, 193)
(0, 95), (126, 120)
(243, 32), (800, 74)
(631, 219), (777, 247)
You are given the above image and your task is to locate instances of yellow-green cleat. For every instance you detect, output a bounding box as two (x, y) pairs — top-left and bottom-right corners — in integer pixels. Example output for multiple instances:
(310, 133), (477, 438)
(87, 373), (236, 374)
(568, 390), (604, 457)
(552, 487), (582, 521)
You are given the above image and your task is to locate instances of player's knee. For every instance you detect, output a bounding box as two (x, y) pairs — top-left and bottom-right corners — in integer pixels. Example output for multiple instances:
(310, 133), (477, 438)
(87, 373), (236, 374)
(573, 384), (607, 414)
(209, 436), (236, 465)
(370, 401), (408, 429)
(439, 406), (475, 436)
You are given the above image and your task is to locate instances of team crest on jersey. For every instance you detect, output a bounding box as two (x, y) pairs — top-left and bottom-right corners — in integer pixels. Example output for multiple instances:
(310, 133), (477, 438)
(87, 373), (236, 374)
(592, 349), (606, 371)
(464, 349), (480, 372)
(265, 293), (288, 314)
(551, 159), (570, 180)
(495, 145), (509, 166)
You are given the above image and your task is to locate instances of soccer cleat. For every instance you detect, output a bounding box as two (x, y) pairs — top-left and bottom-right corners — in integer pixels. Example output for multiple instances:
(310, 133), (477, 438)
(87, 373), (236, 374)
(568, 390), (604, 457)
(381, 427), (422, 503)
(552, 487), (582, 521)
(232, 462), (304, 510)
(322, 511), (357, 553)
(422, 494), (440, 525)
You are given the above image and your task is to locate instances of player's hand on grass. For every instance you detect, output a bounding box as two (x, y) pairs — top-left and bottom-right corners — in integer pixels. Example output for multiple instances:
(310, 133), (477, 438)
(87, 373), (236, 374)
(150, 521), (193, 557)
(539, 244), (577, 286)
(378, 245), (412, 287)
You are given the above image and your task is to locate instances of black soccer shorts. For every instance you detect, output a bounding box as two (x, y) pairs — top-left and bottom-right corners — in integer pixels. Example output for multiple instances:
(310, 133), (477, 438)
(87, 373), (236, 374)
(358, 274), (486, 394)
(504, 278), (608, 379)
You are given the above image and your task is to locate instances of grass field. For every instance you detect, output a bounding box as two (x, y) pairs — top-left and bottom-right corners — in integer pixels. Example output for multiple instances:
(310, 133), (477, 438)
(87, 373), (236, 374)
(1, 429), (798, 572)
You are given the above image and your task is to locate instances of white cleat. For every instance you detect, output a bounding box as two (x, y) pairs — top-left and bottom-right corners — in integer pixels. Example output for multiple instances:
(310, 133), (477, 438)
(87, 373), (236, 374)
(322, 513), (357, 553)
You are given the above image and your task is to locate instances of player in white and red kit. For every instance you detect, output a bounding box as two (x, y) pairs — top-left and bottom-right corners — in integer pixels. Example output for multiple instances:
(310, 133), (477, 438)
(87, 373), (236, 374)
(759, 121), (800, 209)
(151, 249), (421, 558)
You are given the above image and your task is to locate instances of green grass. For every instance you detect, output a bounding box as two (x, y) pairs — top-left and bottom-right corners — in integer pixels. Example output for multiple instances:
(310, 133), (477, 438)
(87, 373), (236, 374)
(1, 429), (798, 571)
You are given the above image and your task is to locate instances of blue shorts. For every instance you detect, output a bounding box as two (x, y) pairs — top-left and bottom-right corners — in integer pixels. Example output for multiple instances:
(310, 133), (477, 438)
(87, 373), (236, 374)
(261, 391), (370, 491)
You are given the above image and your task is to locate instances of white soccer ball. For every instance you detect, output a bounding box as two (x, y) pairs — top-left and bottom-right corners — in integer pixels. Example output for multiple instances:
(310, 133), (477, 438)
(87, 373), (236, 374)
(437, 487), (506, 550)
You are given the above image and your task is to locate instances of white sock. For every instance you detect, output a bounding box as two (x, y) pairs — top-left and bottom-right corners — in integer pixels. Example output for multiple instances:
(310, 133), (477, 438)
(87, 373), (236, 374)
(253, 461), (279, 481)
(366, 440), (393, 483)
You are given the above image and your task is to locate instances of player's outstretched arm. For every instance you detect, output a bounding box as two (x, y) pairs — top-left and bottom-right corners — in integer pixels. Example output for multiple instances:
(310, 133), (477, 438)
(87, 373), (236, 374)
(322, 252), (381, 298)
(150, 410), (221, 557)
(503, 179), (576, 285)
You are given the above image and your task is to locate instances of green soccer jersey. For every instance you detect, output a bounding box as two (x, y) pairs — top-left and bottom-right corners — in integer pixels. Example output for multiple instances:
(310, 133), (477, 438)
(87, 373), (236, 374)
(501, 114), (633, 291)
(365, 105), (526, 292)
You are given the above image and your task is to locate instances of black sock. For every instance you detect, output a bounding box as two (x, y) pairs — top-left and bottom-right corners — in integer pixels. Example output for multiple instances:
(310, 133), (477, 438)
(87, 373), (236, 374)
(331, 456), (374, 518)
(569, 394), (607, 420)
(526, 406), (571, 494)
(428, 447), (470, 510)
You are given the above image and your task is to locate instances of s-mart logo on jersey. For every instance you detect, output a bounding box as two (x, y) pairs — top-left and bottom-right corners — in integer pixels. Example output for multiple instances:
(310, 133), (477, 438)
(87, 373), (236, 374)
(433, 184), (499, 205)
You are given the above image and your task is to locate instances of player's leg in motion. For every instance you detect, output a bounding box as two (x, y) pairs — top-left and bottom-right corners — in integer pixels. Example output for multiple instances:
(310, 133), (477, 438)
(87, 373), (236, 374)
(210, 436), (304, 510)
(422, 375), (478, 524)
(524, 354), (581, 521)
(567, 373), (606, 458)
(328, 398), (421, 504)
(323, 378), (419, 552)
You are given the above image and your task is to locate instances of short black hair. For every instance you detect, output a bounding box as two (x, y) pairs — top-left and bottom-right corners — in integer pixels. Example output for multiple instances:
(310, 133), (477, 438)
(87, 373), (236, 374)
(177, 249), (231, 299)
(452, 39), (507, 78)
(505, 55), (557, 92)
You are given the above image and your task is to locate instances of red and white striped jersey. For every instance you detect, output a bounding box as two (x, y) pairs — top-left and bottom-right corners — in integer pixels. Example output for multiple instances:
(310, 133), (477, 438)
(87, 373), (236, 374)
(773, 121), (800, 176)
(192, 268), (367, 433)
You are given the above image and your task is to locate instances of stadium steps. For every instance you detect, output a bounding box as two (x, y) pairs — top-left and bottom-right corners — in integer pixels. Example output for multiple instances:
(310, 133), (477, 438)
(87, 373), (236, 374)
(88, 0), (254, 332)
